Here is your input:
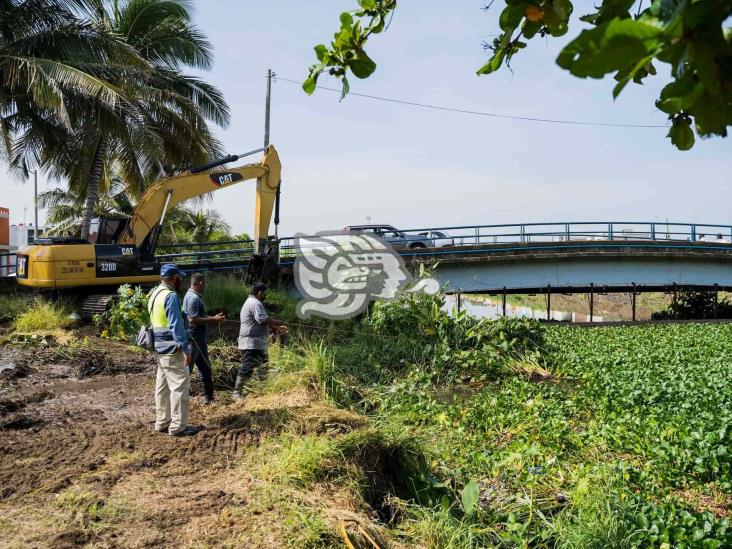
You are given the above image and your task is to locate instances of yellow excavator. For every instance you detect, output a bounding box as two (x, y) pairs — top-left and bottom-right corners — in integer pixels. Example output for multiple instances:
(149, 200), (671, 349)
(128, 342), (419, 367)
(15, 146), (282, 297)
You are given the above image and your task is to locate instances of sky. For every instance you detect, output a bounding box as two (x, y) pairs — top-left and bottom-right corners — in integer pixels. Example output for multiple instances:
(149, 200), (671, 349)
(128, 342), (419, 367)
(2, 1), (730, 235)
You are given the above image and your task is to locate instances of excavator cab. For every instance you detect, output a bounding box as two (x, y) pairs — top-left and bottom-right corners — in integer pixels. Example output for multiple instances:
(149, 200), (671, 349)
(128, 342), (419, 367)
(87, 217), (130, 245)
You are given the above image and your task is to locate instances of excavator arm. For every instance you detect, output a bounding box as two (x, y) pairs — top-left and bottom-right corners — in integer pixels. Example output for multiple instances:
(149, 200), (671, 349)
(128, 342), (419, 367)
(119, 145), (282, 255)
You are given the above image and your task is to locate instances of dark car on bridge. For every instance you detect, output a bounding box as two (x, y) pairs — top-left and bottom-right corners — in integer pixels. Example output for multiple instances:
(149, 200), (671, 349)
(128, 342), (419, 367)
(345, 224), (434, 249)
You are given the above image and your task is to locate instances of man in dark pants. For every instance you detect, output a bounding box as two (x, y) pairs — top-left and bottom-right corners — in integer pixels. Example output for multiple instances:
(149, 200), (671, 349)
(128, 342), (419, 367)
(183, 272), (225, 405)
(233, 282), (287, 400)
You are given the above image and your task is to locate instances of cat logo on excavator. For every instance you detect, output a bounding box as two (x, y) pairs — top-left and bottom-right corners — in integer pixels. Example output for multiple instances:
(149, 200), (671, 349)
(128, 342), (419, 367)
(210, 172), (243, 186)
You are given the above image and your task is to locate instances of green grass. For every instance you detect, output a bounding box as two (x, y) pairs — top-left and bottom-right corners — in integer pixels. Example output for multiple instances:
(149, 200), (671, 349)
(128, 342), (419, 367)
(0, 292), (35, 322)
(203, 274), (297, 323)
(13, 298), (73, 331)
(308, 296), (732, 547)
(55, 488), (133, 533)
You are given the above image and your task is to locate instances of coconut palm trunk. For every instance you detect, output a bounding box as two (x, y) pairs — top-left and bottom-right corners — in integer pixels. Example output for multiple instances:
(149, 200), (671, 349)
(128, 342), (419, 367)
(80, 137), (107, 240)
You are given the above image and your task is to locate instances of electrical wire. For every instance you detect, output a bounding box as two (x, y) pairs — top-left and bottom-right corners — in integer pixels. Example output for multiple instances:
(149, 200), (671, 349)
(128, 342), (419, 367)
(274, 75), (668, 129)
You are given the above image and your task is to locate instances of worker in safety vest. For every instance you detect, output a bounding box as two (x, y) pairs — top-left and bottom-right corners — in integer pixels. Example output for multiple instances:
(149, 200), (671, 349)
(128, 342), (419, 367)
(148, 264), (200, 437)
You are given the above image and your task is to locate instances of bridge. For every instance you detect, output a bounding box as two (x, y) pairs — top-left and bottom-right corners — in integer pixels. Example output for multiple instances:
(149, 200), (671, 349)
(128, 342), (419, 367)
(3, 221), (732, 319)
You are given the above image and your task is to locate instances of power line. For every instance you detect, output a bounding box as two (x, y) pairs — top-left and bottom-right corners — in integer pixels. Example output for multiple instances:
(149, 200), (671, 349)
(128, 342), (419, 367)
(274, 75), (668, 129)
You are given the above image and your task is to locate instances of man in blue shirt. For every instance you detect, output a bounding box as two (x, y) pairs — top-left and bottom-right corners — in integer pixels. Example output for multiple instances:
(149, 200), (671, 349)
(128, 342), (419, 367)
(183, 272), (224, 405)
(148, 264), (199, 437)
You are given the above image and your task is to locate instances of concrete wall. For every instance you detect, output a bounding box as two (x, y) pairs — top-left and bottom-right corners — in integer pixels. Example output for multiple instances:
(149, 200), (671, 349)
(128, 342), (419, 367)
(431, 256), (732, 294)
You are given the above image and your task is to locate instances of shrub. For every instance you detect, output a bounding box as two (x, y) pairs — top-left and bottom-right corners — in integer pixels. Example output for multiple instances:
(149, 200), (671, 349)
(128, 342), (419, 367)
(96, 285), (150, 339)
(652, 289), (732, 320)
(14, 298), (72, 331)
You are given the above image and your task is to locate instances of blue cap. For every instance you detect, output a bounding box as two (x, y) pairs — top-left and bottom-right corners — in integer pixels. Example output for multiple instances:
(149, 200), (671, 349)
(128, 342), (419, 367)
(160, 263), (185, 278)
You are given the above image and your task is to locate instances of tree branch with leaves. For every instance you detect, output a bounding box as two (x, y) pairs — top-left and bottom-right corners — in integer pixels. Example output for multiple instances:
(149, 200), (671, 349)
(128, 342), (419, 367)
(304, 0), (732, 150)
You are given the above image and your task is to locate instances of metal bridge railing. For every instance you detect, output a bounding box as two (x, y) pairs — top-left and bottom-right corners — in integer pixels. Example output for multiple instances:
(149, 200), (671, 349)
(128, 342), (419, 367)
(278, 221), (732, 254)
(396, 221), (732, 247)
(0, 252), (17, 277)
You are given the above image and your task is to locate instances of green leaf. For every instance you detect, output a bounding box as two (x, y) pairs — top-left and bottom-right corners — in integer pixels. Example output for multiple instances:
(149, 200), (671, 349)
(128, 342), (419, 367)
(557, 18), (664, 78)
(667, 116), (695, 150)
(477, 48), (507, 75)
(552, 0), (573, 21)
(656, 77), (702, 114)
(461, 480), (480, 515)
(499, 3), (527, 32)
(302, 76), (317, 95)
(349, 49), (376, 78)
(358, 0), (376, 9)
(580, 0), (635, 25)
(522, 19), (542, 39)
(340, 75), (350, 101)
(340, 11), (354, 29)
(314, 44), (327, 63)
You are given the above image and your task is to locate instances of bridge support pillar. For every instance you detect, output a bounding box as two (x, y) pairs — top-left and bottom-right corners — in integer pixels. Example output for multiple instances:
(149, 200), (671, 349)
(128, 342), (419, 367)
(631, 283), (637, 322)
(502, 288), (507, 317)
(457, 291), (462, 313)
(589, 284), (594, 322)
(546, 285), (551, 321)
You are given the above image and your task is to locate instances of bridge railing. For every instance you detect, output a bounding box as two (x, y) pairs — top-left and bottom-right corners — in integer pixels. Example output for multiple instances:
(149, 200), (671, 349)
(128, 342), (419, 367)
(398, 221), (732, 247)
(0, 252), (16, 277)
(277, 221), (732, 258)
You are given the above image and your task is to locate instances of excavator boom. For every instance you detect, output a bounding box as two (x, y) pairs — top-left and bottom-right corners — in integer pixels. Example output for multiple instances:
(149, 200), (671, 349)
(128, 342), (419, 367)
(121, 145), (282, 255)
(16, 145), (282, 289)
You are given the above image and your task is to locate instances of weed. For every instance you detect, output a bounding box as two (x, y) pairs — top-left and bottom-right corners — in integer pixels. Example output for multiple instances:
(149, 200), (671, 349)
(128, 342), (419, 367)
(55, 488), (132, 533)
(0, 292), (34, 323)
(14, 298), (72, 331)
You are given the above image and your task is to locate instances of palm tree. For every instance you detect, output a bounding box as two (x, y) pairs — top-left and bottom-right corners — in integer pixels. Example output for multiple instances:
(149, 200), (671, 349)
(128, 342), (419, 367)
(165, 205), (231, 244)
(1, 0), (145, 160)
(39, 175), (134, 236)
(11, 0), (230, 240)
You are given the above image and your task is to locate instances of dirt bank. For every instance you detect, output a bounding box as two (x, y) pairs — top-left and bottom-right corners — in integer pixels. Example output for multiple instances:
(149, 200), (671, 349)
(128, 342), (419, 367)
(0, 338), (378, 548)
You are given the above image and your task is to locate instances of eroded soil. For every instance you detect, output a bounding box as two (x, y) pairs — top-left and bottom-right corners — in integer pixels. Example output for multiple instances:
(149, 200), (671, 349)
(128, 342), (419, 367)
(0, 338), (372, 548)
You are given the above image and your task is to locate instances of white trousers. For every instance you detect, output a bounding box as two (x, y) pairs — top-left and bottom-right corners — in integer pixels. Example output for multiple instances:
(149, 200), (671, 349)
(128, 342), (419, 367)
(155, 350), (190, 435)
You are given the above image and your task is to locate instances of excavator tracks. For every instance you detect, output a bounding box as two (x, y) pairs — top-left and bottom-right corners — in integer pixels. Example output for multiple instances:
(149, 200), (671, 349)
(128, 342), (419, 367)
(81, 294), (117, 321)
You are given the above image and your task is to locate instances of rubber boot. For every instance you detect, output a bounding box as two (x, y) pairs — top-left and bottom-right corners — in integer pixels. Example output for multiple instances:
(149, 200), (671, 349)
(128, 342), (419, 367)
(232, 374), (248, 400)
(204, 377), (214, 404)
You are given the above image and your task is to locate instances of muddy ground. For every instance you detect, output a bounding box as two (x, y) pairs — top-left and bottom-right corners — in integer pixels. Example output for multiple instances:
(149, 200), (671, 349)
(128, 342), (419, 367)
(0, 334), (376, 548)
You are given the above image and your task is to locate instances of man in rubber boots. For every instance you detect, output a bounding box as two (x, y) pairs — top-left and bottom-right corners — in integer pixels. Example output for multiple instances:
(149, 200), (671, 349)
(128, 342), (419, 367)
(149, 264), (199, 436)
(233, 282), (287, 399)
(183, 272), (225, 405)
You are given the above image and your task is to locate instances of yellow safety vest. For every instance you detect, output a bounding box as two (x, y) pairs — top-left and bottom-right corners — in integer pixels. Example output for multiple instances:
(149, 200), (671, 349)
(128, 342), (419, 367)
(148, 285), (177, 354)
(149, 285), (174, 328)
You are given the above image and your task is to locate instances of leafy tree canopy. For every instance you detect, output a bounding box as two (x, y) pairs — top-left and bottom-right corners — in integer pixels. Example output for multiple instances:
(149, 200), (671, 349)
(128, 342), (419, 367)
(304, 0), (732, 150)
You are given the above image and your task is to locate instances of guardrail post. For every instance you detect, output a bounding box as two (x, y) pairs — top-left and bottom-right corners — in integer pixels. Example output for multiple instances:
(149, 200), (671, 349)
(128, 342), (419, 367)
(651, 223), (656, 240)
(565, 224), (570, 241)
(691, 225), (696, 242)
(631, 283), (637, 321)
(608, 223), (613, 241)
(475, 227), (480, 245)
(520, 225), (525, 243)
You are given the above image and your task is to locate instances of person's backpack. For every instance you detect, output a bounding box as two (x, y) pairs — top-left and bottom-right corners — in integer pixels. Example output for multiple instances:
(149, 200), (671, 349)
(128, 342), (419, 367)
(136, 287), (167, 352)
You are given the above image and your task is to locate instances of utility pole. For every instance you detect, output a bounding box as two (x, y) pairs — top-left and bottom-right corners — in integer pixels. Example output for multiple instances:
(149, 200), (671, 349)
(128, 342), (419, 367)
(33, 170), (38, 241)
(264, 68), (280, 239)
(264, 69), (272, 148)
